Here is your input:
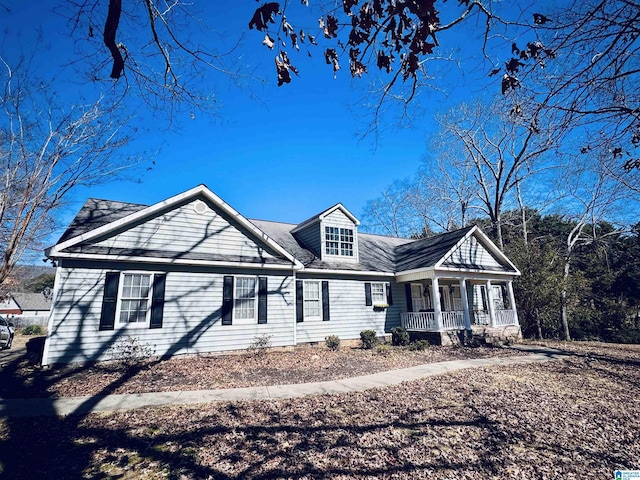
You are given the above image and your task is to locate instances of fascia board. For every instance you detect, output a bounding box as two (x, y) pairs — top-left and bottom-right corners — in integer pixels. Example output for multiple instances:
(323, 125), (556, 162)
(319, 203), (361, 226)
(51, 251), (302, 270)
(300, 268), (394, 277)
(432, 226), (521, 275)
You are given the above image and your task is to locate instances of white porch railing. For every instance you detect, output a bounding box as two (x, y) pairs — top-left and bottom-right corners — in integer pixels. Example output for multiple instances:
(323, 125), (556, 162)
(441, 311), (466, 330)
(494, 309), (518, 326)
(401, 312), (437, 331)
(472, 311), (490, 326)
(401, 311), (466, 331)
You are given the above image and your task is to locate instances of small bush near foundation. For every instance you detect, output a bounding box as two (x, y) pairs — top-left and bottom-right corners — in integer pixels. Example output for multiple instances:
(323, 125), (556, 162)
(376, 343), (392, 356)
(21, 324), (44, 336)
(409, 339), (430, 351)
(247, 333), (273, 357)
(360, 330), (377, 350)
(325, 335), (340, 351)
(390, 326), (410, 346)
(108, 336), (156, 368)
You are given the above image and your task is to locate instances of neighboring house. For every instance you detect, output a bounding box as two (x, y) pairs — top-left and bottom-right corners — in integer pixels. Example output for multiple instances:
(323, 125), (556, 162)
(42, 185), (521, 365)
(0, 292), (53, 319)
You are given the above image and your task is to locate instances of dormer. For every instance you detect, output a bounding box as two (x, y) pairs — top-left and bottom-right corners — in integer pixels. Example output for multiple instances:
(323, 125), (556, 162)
(292, 204), (360, 263)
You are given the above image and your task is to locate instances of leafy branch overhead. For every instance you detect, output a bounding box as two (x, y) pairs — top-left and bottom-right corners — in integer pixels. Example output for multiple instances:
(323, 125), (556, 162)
(249, 0), (446, 89)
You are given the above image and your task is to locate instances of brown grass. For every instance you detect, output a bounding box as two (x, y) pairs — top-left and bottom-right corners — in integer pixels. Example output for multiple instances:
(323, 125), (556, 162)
(0, 341), (638, 479)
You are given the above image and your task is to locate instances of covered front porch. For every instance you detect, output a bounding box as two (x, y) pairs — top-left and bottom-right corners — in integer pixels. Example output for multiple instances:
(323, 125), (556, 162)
(399, 277), (519, 333)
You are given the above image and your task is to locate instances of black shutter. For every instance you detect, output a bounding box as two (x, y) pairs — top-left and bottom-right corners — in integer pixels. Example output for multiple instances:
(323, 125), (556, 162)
(296, 280), (304, 323)
(258, 276), (268, 324)
(99, 272), (120, 331)
(322, 281), (330, 321)
(405, 284), (413, 312)
(365, 282), (372, 306)
(386, 283), (393, 306)
(150, 274), (166, 329)
(222, 276), (234, 325)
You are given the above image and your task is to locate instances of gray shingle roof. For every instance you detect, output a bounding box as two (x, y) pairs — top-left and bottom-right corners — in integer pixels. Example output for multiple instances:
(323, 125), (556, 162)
(250, 219), (411, 272)
(57, 199), (147, 244)
(395, 227), (474, 271)
(10, 292), (52, 311)
(54, 198), (508, 275)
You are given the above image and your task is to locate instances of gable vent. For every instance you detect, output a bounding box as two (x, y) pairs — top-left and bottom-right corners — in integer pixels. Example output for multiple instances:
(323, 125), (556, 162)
(193, 200), (208, 215)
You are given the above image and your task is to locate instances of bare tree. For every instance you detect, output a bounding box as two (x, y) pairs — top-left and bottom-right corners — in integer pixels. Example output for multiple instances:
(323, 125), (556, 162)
(361, 179), (425, 237)
(552, 153), (634, 340)
(0, 58), (143, 286)
(504, 0), (640, 173)
(58, 0), (247, 119)
(432, 98), (562, 249)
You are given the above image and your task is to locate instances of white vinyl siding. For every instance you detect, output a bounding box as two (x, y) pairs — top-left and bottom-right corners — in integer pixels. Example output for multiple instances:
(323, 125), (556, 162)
(303, 281), (321, 319)
(442, 235), (504, 270)
(91, 199), (279, 261)
(296, 277), (403, 344)
(234, 276), (257, 321)
(294, 222), (322, 256)
(43, 264), (295, 364)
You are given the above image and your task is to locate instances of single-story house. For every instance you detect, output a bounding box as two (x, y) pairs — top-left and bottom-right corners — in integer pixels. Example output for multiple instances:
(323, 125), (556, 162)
(42, 184), (521, 365)
(1, 292), (53, 326)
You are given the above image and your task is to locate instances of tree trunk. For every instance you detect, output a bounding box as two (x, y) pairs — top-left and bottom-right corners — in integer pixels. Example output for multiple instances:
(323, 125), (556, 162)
(535, 307), (543, 339)
(560, 258), (572, 341)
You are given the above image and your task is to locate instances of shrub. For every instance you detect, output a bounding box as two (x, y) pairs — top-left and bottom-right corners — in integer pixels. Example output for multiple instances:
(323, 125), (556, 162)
(360, 330), (377, 350)
(108, 336), (156, 368)
(21, 324), (44, 336)
(247, 333), (273, 357)
(408, 339), (430, 351)
(390, 326), (410, 346)
(376, 343), (392, 356)
(325, 335), (341, 351)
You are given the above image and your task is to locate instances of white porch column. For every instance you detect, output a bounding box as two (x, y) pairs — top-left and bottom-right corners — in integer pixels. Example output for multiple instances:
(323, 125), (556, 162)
(459, 278), (471, 330)
(507, 280), (519, 325)
(485, 280), (496, 327)
(432, 277), (442, 331)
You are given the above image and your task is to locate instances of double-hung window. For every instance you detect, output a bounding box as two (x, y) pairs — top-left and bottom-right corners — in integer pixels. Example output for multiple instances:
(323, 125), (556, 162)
(119, 273), (152, 325)
(325, 226), (354, 257)
(234, 276), (257, 320)
(303, 281), (321, 319)
(371, 282), (386, 305)
(325, 227), (340, 255)
(340, 228), (354, 256)
(100, 271), (166, 331)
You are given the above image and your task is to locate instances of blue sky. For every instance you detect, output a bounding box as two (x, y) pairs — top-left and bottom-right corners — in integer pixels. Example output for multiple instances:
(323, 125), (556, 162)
(2, 1), (518, 235)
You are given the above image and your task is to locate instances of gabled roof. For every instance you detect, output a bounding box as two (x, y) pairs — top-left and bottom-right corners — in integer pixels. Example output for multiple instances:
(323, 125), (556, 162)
(395, 227), (475, 272)
(48, 186), (519, 278)
(57, 199), (147, 243)
(395, 225), (520, 275)
(291, 203), (360, 233)
(10, 292), (52, 311)
(251, 219), (410, 273)
(48, 185), (303, 268)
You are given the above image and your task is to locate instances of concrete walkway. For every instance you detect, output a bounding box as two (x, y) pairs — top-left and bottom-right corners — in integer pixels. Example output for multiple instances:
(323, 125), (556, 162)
(0, 346), (571, 418)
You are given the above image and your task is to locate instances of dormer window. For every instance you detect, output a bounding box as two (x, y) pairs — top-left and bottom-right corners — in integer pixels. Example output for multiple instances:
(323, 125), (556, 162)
(325, 226), (354, 257)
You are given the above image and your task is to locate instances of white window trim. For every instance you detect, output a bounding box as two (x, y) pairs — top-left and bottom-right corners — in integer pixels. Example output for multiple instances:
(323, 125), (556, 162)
(371, 282), (387, 306)
(303, 280), (322, 321)
(115, 271), (154, 329)
(233, 275), (258, 324)
(323, 225), (355, 258)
